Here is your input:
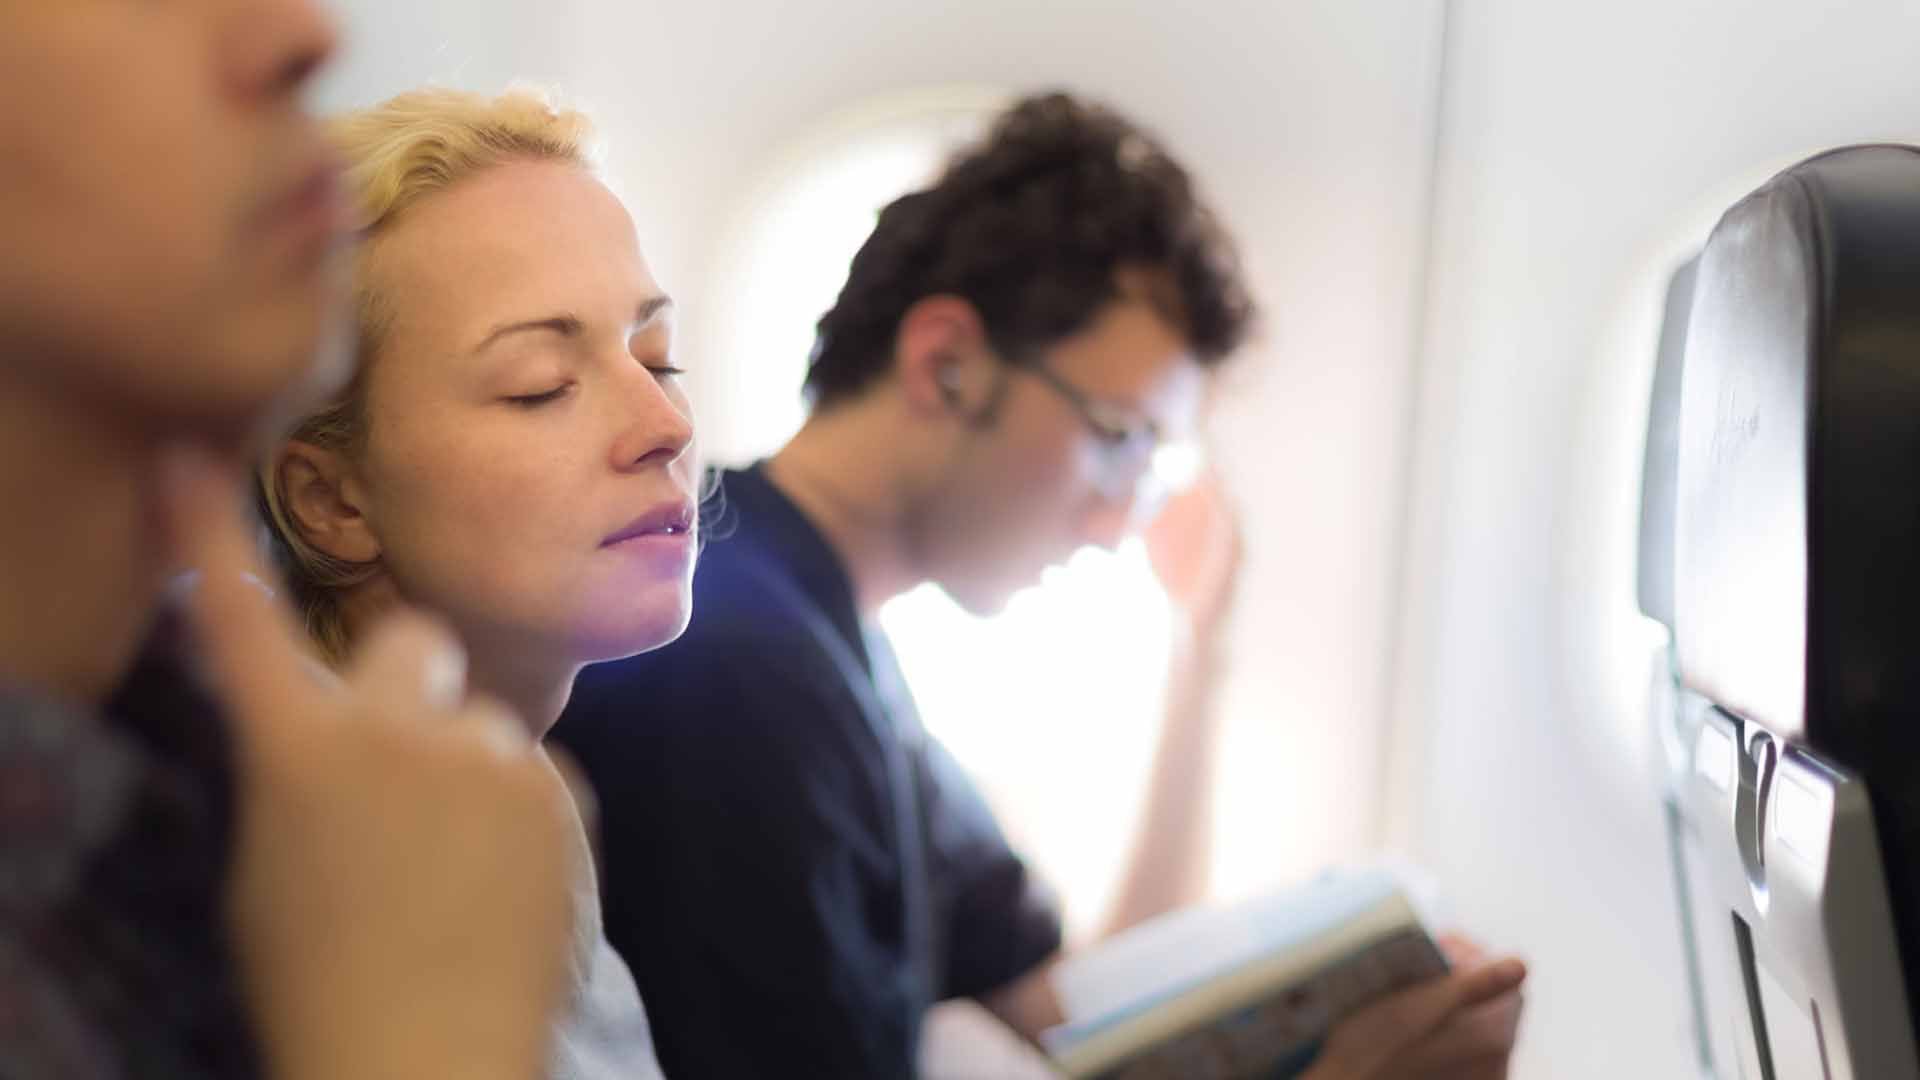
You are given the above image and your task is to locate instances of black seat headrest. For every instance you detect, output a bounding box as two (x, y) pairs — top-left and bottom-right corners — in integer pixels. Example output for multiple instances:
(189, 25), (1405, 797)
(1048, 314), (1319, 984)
(1675, 143), (1920, 766)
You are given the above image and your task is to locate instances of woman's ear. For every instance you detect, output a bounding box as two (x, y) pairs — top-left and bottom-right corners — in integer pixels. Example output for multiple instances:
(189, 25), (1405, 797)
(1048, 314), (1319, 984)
(274, 441), (380, 564)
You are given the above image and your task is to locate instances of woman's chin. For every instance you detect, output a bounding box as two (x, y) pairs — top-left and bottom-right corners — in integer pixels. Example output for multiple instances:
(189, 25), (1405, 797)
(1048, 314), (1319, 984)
(570, 603), (693, 665)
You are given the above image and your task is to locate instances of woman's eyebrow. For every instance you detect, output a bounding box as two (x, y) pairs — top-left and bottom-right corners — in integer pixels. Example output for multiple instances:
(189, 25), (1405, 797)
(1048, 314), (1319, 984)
(472, 313), (584, 354)
(474, 294), (672, 354)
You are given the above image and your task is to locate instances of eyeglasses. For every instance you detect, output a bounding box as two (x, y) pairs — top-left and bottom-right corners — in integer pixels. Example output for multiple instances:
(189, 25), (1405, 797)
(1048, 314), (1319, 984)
(1015, 362), (1201, 515)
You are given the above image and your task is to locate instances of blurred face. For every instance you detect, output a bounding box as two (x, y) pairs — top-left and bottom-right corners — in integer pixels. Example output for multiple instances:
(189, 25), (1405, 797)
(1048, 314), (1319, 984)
(0, 0), (346, 437)
(914, 300), (1206, 615)
(344, 161), (697, 670)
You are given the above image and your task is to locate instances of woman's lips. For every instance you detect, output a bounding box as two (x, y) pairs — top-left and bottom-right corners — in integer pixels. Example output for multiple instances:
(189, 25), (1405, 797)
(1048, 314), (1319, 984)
(601, 501), (697, 548)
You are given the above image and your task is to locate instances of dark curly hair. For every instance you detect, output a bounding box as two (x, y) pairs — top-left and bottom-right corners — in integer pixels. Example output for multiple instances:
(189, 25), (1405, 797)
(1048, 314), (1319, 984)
(804, 90), (1255, 408)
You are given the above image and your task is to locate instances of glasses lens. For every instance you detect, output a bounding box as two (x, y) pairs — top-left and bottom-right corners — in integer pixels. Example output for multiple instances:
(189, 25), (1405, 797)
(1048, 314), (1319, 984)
(1108, 441), (1203, 526)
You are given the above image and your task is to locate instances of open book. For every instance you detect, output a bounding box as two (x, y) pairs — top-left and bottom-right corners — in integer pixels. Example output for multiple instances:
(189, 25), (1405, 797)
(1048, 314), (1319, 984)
(1040, 867), (1447, 1079)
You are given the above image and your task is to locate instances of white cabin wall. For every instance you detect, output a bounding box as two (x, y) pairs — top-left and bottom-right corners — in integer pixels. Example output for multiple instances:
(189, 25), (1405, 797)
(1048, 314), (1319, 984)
(1387, 2), (1920, 1075)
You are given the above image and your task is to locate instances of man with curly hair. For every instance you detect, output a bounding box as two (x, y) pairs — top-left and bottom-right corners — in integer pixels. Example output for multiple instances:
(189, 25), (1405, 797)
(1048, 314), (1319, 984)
(554, 92), (1524, 1079)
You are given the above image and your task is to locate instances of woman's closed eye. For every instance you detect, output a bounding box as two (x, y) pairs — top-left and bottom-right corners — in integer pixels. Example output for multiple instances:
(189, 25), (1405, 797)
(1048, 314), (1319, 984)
(504, 383), (574, 407)
(645, 364), (687, 380)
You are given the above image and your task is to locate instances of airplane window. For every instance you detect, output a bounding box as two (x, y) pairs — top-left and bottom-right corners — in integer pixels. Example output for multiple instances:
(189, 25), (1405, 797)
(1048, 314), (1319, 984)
(694, 87), (1006, 463)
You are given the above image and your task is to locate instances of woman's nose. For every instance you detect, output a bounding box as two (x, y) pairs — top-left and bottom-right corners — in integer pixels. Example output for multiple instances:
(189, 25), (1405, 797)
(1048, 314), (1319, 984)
(610, 367), (694, 472)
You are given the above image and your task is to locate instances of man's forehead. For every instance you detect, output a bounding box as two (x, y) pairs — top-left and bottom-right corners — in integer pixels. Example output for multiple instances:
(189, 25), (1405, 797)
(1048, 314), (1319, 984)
(1047, 300), (1202, 393)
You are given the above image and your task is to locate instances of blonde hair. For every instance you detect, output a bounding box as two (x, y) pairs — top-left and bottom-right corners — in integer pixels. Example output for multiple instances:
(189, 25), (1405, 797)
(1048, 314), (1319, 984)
(258, 87), (600, 661)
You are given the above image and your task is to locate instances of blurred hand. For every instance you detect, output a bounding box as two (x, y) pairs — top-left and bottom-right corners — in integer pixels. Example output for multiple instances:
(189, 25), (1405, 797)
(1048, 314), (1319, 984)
(1143, 472), (1242, 640)
(159, 445), (575, 1080)
(1303, 940), (1527, 1080)
(1437, 931), (1489, 969)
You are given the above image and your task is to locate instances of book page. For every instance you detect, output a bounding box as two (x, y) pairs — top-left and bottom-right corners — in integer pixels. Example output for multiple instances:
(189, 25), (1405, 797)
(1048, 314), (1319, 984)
(1052, 868), (1407, 1028)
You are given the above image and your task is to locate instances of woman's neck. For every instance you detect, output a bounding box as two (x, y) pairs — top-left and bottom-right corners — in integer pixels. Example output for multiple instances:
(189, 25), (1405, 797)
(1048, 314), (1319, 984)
(339, 586), (577, 737)
(467, 655), (577, 739)
(0, 372), (162, 704)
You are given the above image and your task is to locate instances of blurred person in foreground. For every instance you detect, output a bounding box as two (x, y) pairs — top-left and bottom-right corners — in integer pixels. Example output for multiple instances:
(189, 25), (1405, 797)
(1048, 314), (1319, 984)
(1, 5), (582, 1078)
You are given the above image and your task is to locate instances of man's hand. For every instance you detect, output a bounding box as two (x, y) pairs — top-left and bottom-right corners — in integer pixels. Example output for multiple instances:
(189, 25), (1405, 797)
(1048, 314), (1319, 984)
(1143, 473), (1241, 640)
(1304, 937), (1527, 1080)
(159, 445), (575, 1080)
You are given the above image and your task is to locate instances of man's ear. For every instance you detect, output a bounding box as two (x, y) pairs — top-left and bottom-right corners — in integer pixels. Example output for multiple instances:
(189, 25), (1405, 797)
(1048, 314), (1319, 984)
(273, 441), (380, 564)
(893, 294), (997, 418)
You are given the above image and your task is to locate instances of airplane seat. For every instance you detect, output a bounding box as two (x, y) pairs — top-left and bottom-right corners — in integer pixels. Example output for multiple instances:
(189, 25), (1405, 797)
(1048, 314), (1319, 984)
(1651, 143), (1920, 1079)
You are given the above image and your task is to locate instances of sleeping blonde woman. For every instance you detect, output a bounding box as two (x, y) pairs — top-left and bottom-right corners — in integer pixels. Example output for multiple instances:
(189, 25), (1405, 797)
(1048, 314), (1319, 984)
(257, 87), (697, 1079)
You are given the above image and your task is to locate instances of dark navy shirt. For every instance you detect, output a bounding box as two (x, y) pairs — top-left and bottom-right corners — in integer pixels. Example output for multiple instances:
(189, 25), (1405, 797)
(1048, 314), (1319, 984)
(553, 464), (1062, 1079)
